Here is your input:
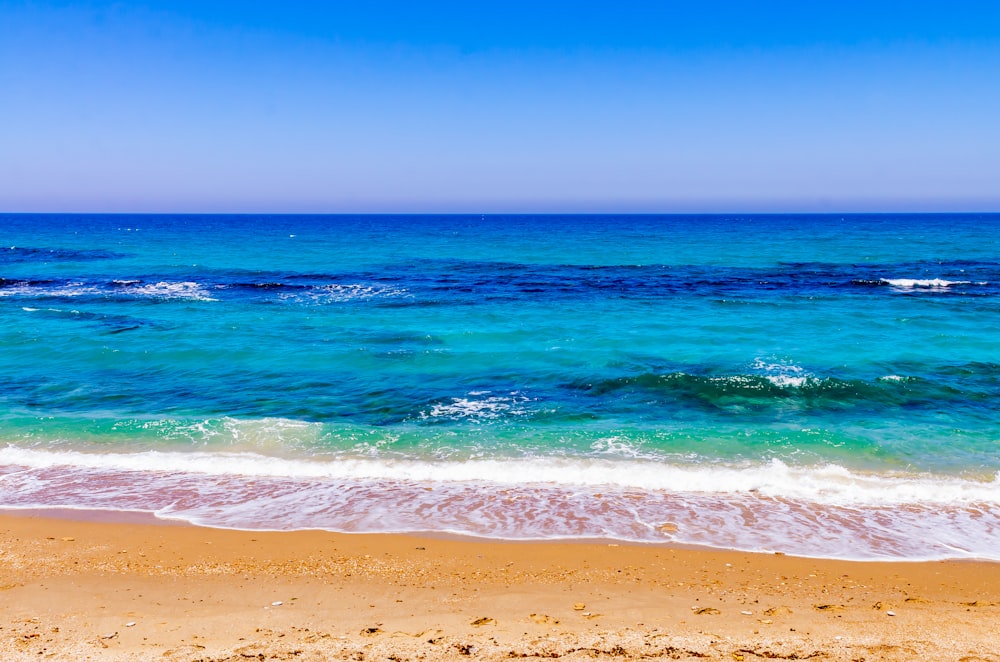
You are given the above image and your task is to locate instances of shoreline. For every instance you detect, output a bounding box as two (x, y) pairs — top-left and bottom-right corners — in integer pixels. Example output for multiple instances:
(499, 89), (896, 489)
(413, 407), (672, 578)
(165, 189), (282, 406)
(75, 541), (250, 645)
(3, 505), (996, 564)
(5, 446), (998, 562)
(2, 511), (998, 660)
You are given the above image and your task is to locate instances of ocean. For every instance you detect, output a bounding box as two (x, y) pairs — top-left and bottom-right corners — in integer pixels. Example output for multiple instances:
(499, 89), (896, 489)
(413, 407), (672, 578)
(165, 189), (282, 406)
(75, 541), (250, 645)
(1, 213), (998, 560)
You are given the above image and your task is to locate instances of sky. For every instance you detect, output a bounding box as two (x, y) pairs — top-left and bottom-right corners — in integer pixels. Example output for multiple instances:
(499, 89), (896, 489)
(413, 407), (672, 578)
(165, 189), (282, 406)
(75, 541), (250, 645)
(2, 1), (999, 213)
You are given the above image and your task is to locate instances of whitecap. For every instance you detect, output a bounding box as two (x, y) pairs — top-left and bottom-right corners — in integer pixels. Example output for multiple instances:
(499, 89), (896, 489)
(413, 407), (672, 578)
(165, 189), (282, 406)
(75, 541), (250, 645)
(421, 392), (532, 421)
(282, 283), (408, 304)
(881, 278), (970, 289)
(0, 282), (102, 298)
(749, 358), (811, 388)
(125, 281), (216, 301)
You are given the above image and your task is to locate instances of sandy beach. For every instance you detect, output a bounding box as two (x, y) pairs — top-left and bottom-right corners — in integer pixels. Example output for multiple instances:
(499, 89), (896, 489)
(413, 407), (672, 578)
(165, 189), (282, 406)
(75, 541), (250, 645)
(1, 511), (997, 660)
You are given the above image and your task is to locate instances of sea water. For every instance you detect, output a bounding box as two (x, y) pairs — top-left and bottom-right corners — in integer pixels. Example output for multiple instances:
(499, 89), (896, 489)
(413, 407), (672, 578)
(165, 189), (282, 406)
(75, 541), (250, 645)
(1, 213), (998, 560)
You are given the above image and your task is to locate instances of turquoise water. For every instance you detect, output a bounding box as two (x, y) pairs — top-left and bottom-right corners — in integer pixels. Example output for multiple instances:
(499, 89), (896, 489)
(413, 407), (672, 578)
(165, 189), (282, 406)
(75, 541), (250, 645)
(1, 213), (998, 559)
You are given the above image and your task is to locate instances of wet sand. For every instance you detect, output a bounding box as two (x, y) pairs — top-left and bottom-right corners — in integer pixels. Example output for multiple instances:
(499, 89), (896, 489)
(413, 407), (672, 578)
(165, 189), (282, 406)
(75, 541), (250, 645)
(1, 511), (998, 660)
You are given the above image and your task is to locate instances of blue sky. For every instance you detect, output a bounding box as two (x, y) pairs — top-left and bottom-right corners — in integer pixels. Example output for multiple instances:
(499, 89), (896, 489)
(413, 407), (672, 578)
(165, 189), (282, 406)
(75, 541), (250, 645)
(2, 1), (999, 212)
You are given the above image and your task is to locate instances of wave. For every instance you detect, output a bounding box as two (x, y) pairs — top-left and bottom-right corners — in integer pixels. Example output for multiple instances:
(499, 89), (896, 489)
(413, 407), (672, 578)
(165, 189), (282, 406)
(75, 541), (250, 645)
(3, 446), (996, 505)
(880, 278), (975, 289)
(568, 370), (966, 412)
(3, 259), (997, 307)
(1, 446), (998, 560)
(118, 280), (217, 301)
(0, 277), (409, 304)
(420, 392), (533, 422)
(282, 283), (409, 304)
(400, 258), (999, 299)
(0, 279), (216, 301)
(1, 357), (994, 427)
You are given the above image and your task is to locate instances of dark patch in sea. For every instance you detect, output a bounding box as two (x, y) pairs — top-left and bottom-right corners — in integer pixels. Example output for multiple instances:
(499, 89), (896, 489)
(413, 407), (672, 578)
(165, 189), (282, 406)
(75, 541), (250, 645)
(0, 246), (129, 263)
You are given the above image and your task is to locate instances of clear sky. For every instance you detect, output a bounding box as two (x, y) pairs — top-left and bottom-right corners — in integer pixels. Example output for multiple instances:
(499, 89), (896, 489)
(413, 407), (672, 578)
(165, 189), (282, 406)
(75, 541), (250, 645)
(2, 1), (999, 213)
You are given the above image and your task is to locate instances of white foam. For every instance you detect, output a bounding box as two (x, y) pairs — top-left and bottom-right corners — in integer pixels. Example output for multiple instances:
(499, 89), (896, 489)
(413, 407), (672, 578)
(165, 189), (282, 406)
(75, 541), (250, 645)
(0, 280), (215, 300)
(749, 358), (811, 388)
(589, 436), (650, 458)
(764, 374), (808, 388)
(0, 282), (102, 298)
(2, 447), (999, 560)
(287, 283), (408, 304)
(881, 278), (970, 289)
(422, 393), (532, 421)
(1, 446), (996, 507)
(125, 281), (216, 301)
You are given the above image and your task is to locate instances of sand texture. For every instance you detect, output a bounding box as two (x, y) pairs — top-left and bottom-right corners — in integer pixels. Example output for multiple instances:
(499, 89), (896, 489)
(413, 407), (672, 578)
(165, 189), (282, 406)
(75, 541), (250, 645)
(1, 512), (998, 661)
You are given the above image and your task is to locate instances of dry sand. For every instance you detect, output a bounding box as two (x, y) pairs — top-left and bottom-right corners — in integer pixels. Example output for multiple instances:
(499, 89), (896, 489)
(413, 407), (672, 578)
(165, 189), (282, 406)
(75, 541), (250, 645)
(1, 510), (998, 661)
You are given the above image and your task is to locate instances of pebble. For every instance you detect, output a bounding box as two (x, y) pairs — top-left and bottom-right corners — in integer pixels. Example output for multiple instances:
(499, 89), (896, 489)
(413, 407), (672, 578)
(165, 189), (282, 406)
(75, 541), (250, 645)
(573, 603), (586, 610)
(887, 611), (896, 616)
(271, 601), (283, 607)
(125, 622), (136, 628)
(740, 610), (753, 615)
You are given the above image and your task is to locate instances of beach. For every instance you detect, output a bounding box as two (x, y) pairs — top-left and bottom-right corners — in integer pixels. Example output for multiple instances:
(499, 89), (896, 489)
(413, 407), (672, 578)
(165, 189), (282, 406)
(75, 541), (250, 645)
(2, 511), (997, 661)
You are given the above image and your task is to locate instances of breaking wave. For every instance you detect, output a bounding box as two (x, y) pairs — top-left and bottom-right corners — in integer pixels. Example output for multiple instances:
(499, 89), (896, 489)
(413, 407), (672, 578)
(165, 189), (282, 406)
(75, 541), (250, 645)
(1, 446), (998, 561)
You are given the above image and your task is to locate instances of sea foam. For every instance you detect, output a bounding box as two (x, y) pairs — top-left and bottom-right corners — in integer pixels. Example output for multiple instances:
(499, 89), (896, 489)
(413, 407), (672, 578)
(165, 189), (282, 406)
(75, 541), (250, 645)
(881, 278), (971, 289)
(1, 446), (998, 560)
(2, 446), (997, 506)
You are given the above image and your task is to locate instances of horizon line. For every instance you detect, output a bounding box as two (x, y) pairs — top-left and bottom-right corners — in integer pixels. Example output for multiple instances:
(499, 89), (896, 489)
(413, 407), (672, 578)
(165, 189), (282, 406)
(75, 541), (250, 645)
(4, 210), (1000, 216)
